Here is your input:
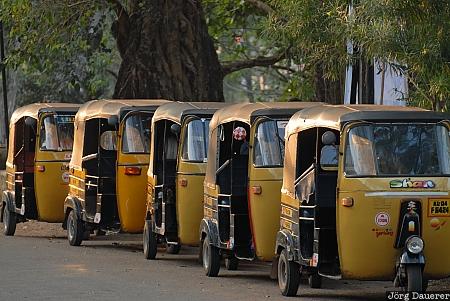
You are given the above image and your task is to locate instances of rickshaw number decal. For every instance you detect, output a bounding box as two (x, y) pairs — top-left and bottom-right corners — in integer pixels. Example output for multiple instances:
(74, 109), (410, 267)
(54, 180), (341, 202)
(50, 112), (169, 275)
(428, 199), (450, 217)
(375, 212), (390, 227)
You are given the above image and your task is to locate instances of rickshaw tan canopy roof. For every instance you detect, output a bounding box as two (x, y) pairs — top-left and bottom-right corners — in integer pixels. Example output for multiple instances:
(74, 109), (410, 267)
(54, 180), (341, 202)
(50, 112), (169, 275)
(74, 99), (170, 122)
(210, 101), (323, 129)
(10, 103), (80, 125)
(71, 99), (170, 170)
(152, 102), (228, 124)
(285, 104), (450, 137)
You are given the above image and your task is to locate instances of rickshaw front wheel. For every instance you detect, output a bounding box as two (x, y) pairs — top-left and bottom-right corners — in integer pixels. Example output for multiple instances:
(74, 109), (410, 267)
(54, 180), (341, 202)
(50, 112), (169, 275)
(308, 272), (322, 288)
(3, 205), (17, 236)
(143, 220), (157, 260)
(406, 265), (423, 292)
(166, 243), (181, 254)
(278, 249), (300, 296)
(67, 210), (83, 246)
(203, 236), (220, 277)
(225, 256), (239, 270)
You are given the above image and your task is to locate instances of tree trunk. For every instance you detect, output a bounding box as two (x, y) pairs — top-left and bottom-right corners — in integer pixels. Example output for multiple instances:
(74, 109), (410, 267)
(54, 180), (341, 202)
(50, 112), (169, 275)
(314, 65), (344, 104)
(112, 0), (224, 101)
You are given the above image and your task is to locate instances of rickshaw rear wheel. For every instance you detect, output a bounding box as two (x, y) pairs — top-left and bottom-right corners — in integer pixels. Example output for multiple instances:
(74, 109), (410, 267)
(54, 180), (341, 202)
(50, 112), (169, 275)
(166, 243), (181, 254)
(308, 272), (322, 288)
(3, 205), (17, 236)
(278, 249), (300, 296)
(143, 220), (157, 260)
(406, 265), (423, 292)
(67, 210), (83, 246)
(203, 235), (220, 277)
(225, 256), (239, 270)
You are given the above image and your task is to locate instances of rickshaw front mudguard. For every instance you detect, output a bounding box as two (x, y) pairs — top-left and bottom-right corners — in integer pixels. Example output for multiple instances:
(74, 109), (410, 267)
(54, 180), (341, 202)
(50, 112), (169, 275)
(62, 197), (83, 229)
(399, 252), (425, 265)
(394, 251), (425, 287)
(275, 230), (297, 261)
(199, 218), (220, 247)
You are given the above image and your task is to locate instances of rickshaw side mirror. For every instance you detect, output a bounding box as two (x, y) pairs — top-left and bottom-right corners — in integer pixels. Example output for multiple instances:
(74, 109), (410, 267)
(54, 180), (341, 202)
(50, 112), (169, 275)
(107, 116), (119, 127)
(170, 124), (181, 135)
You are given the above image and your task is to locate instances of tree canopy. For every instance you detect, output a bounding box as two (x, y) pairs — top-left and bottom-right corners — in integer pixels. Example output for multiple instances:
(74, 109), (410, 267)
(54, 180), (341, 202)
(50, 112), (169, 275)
(1, 0), (449, 109)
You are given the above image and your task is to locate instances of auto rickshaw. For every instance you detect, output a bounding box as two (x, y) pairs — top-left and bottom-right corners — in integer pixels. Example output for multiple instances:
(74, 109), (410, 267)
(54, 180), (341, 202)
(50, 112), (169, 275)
(2, 103), (80, 236)
(143, 102), (227, 259)
(201, 101), (322, 276)
(63, 99), (169, 246)
(276, 104), (450, 296)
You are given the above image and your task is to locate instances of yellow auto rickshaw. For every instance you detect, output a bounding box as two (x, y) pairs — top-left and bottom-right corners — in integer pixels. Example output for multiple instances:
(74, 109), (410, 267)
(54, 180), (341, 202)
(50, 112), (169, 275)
(63, 99), (169, 246)
(201, 101), (322, 276)
(276, 104), (450, 296)
(2, 103), (80, 236)
(143, 102), (227, 259)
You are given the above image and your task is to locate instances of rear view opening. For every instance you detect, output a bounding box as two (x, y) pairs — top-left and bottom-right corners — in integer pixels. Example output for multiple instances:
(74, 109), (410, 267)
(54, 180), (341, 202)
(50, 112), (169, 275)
(216, 121), (252, 258)
(153, 120), (179, 240)
(82, 119), (118, 226)
(13, 117), (38, 219)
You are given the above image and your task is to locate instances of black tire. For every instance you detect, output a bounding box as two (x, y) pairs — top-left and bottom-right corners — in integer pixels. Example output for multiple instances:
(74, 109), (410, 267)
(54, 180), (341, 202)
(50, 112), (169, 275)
(407, 265), (423, 292)
(166, 243), (181, 254)
(225, 256), (239, 271)
(3, 204), (16, 236)
(308, 272), (322, 288)
(95, 229), (106, 236)
(202, 235), (221, 277)
(143, 220), (157, 260)
(198, 237), (204, 264)
(278, 249), (300, 297)
(67, 210), (84, 246)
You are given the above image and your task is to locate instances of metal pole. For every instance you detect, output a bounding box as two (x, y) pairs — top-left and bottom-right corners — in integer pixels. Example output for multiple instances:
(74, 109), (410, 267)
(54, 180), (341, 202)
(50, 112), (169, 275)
(0, 21), (9, 143)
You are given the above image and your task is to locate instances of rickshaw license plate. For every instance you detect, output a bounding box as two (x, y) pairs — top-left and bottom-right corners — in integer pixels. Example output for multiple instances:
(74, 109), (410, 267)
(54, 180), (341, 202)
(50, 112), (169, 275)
(428, 198), (450, 217)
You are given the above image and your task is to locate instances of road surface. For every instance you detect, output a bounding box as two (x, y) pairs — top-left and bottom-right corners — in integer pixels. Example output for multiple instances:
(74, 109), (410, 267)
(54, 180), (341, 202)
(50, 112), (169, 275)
(0, 221), (448, 301)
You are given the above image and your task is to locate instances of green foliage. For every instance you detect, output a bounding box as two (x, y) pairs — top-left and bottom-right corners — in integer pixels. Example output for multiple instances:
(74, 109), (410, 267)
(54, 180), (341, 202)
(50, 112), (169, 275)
(1, 0), (118, 104)
(204, 0), (299, 101)
(268, 0), (450, 110)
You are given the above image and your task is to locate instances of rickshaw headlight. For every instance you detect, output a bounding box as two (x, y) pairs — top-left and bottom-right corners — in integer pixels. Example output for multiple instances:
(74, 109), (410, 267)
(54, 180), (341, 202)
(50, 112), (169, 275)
(406, 236), (424, 254)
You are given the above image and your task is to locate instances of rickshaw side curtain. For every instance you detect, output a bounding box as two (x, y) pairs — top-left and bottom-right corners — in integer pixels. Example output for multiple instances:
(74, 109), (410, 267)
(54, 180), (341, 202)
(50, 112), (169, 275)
(182, 120), (209, 162)
(6, 123), (15, 166)
(70, 120), (86, 170)
(205, 126), (218, 186)
(346, 127), (376, 176)
(123, 119), (145, 153)
(281, 133), (298, 198)
(254, 121), (283, 166)
(436, 126), (450, 173)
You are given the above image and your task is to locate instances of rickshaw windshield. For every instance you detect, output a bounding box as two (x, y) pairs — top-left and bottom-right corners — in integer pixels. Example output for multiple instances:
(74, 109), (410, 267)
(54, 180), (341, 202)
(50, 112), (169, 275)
(39, 115), (75, 151)
(344, 123), (450, 176)
(122, 113), (152, 154)
(182, 118), (210, 162)
(254, 119), (288, 167)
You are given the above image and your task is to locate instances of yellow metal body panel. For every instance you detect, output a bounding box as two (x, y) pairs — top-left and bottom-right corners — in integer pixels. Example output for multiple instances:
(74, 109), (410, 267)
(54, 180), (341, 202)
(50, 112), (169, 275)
(176, 160), (205, 245)
(33, 148), (72, 222)
(34, 160), (70, 222)
(68, 168), (85, 201)
(248, 167), (283, 261)
(116, 152), (149, 233)
(337, 177), (450, 280)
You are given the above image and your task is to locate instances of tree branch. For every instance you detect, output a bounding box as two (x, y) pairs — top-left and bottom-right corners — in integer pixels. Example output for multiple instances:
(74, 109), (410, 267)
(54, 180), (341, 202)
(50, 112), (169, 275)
(244, 0), (275, 15)
(221, 50), (287, 75)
